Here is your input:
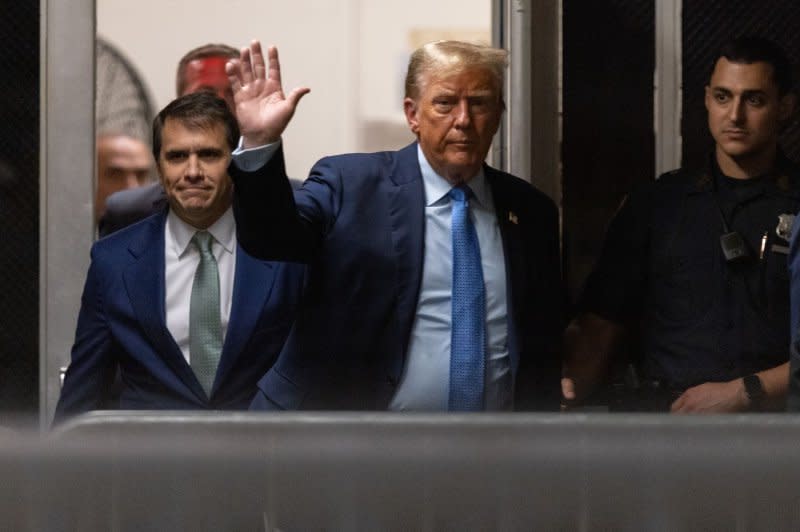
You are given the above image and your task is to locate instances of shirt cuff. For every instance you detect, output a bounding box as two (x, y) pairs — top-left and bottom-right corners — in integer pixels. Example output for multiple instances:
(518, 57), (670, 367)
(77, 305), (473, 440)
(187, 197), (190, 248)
(231, 137), (281, 172)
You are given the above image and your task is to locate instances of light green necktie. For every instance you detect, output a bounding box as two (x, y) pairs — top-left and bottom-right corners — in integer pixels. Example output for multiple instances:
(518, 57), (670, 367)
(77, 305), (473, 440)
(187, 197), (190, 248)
(189, 231), (222, 396)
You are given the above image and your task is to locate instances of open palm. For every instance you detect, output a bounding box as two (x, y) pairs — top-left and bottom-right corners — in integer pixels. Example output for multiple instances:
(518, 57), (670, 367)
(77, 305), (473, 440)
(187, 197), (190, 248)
(226, 41), (310, 148)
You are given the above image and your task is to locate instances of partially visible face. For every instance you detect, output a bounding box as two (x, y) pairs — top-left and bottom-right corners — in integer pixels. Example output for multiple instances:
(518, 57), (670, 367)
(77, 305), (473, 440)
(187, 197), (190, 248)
(705, 57), (793, 166)
(181, 56), (234, 111)
(404, 66), (503, 184)
(157, 118), (232, 229)
(96, 135), (152, 221)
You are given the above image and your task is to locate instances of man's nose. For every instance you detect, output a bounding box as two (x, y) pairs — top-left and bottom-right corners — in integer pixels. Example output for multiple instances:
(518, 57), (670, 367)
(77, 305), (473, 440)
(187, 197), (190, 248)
(728, 97), (745, 123)
(185, 154), (202, 179)
(454, 99), (472, 128)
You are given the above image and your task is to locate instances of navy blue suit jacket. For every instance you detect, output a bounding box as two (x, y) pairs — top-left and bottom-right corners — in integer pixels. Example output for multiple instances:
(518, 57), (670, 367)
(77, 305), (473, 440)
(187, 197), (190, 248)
(233, 142), (563, 411)
(54, 210), (305, 422)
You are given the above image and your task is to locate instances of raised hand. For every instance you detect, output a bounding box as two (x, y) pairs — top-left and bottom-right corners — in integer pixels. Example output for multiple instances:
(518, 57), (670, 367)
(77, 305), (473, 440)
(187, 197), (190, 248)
(225, 40), (310, 148)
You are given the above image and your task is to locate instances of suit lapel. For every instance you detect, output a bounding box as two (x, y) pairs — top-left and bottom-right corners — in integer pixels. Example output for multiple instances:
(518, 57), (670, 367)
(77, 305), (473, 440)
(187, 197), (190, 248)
(386, 143), (426, 382)
(486, 168), (524, 374)
(122, 213), (208, 401)
(213, 246), (276, 394)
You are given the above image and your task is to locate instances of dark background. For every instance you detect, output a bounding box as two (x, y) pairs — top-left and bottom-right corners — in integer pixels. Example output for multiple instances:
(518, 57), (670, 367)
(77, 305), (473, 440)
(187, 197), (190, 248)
(0, 1), (39, 417)
(562, 0), (655, 302)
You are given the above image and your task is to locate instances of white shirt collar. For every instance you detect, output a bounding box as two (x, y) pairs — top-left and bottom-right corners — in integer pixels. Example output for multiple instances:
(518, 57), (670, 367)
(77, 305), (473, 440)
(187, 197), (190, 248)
(416, 144), (488, 207)
(166, 206), (236, 259)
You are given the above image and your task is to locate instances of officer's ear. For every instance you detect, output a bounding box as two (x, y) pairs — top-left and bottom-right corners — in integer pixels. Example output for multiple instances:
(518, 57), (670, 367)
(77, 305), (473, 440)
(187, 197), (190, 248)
(778, 92), (796, 124)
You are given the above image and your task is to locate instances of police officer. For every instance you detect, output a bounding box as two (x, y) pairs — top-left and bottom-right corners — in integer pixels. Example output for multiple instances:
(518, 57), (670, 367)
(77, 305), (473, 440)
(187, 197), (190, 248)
(563, 36), (800, 413)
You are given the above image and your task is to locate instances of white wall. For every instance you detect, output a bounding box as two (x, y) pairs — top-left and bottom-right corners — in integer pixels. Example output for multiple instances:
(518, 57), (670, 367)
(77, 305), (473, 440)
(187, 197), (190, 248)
(97, 0), (489, 177)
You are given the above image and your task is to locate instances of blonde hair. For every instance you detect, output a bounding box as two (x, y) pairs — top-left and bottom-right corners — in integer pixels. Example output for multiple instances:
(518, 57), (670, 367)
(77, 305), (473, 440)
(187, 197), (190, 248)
(404, 40), (508, 100)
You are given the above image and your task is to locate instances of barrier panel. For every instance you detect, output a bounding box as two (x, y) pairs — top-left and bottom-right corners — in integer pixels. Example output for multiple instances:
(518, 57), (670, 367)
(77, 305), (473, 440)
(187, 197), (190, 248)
(0, 412), (798, 530)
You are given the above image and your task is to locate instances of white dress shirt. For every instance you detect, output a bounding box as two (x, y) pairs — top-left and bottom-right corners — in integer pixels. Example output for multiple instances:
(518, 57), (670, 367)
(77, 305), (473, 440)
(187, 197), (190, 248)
(164, 207), (237, 364)
(389, 146), (511, 411)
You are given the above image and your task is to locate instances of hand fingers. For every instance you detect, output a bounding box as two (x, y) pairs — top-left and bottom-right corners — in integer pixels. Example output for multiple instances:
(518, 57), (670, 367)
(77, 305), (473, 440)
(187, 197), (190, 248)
(561, 377), (576, 400)
(267, 45), (282, 86)
(225, 59), (243, 95)
(670, 392), (687, 413)
(250, 40), (267, 81)
(286, 86), (311, 108)
(239, 46), (254, 85)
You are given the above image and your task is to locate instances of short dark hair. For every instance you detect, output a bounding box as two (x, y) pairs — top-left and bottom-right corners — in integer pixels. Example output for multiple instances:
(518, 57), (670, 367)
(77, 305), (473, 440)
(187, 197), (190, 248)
(152, 91), (239, 162)
(715, 36), (793, 95)
(175, 43), (239, 96)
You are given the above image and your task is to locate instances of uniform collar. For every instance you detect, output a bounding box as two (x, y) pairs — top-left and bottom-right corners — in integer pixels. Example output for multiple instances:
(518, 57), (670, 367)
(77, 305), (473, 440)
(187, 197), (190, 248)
(689, 149), (800, 201)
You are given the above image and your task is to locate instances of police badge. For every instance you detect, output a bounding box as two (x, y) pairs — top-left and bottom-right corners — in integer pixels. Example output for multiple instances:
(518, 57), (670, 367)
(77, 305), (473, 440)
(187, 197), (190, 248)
(776, 213), (795, 242)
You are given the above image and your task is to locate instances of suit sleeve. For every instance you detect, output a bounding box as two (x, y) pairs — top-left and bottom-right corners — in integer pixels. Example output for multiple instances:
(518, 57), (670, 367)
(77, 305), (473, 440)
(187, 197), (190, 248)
(232, 145), (341, 262)
(52, 249), (118, 424)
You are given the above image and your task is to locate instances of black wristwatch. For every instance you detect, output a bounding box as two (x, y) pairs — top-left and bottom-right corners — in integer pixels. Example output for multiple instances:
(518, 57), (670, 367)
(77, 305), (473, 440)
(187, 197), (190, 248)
(742, 374), (765, 410)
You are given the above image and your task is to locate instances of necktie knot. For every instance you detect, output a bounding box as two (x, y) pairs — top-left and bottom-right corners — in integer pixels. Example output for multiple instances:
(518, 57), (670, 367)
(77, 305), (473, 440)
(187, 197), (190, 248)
(192, 231), (214, 256)
(449, 185), (471, 204)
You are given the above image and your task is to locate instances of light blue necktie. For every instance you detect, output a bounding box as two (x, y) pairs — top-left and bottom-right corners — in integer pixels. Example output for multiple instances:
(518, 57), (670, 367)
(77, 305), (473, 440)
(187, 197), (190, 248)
(189, 231), (223, 397)
(448, 185), (486, 411)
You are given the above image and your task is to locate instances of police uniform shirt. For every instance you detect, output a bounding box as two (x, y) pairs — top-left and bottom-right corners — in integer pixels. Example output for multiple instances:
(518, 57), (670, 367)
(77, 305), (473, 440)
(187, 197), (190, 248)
(578, 155), (800, 390)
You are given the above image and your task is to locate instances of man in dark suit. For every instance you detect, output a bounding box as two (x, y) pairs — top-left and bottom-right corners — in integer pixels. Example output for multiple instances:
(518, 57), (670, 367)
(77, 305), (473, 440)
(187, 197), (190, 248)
(54, 92), (304, 421)
(226, 40), (563, 411)
(98, 43), (240, 238)
(98, 43), (303, 237)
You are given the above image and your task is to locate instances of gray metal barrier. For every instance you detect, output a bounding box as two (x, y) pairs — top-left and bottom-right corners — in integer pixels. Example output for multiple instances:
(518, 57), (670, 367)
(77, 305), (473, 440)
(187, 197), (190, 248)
(0, 412), (799, 530)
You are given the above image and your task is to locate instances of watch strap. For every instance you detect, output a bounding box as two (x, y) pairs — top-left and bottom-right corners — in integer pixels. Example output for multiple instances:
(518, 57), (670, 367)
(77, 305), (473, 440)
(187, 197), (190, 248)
(743, 374), (765, 410)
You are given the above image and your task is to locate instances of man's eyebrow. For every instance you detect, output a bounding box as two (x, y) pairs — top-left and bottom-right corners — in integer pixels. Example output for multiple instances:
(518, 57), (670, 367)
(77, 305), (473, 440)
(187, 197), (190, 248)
(710, 86), (768, 95)
(164, 147), (224, 155)
(163, 149), (189, 158)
